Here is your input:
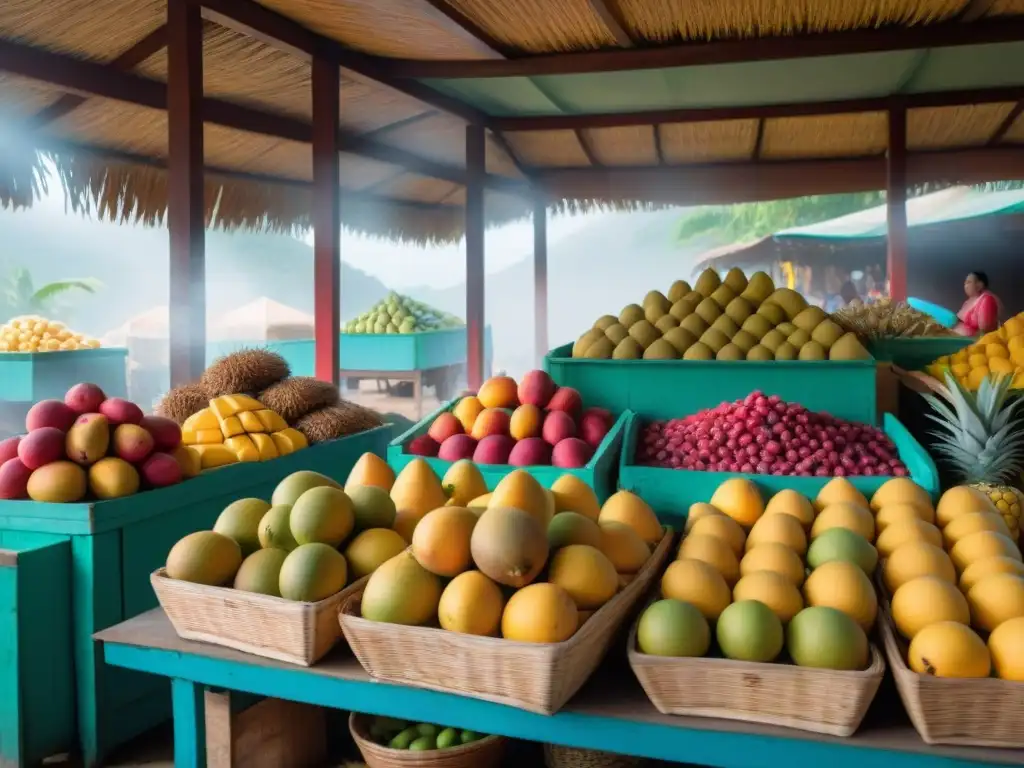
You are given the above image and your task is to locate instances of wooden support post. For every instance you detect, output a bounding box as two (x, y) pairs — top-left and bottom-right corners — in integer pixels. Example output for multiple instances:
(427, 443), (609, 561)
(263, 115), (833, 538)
(167, 0), (205, 387)
(887, 107), (909, 302)
(533, 197), (549, 367)
(311, 55), (341, 386)
(465, 125), (486, 391)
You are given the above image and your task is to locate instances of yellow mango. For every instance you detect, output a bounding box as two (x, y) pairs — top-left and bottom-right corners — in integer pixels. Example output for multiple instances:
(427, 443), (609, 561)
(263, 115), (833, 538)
(238, 411), (265, 433)
(182, 407), (218, 432)
(224, 435), (260, 462)
(192, 444), (238, 469)
(255, 409), (288, 433)
(219, 415), (246, 438)
(250, 432), (279, 461)
(272, 428), (308, 455)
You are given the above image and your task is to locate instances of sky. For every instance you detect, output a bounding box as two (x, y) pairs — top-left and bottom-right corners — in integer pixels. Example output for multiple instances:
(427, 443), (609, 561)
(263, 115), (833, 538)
(301, 210), (600, 290)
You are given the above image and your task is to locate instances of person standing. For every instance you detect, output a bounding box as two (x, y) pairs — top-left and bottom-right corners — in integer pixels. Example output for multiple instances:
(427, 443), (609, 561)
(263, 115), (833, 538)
(954, 271), (1000, 336)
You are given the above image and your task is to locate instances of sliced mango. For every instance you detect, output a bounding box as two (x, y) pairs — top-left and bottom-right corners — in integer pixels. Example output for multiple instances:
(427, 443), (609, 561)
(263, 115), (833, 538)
(271, 428), (308, 456)
(210, 394), (264, 420)
(191, 444), (238, 469)
(218, 415), (246, 438)
(238, 411), (265, 433)
(182, 428), (224, 445)
(254, 409), (288, 433)
(250, 432), (279, 461)
(225, 435), (260, 462)
(182, 407), (218, 432)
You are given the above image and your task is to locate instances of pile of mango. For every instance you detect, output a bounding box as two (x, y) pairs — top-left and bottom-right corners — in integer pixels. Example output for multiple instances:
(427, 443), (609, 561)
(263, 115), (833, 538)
(181, 394), (308, 469)
(926, 314), (1024, 391)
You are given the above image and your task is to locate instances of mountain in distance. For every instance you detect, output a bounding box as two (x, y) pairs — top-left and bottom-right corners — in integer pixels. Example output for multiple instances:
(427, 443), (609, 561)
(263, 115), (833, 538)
(405, 207), (723, 377)
(0, 206), (391, 336)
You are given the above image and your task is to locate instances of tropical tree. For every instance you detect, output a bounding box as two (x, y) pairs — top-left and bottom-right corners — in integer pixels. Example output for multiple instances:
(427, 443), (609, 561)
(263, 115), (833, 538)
(1, 267), (102, 322)
(677, 181), (1024, 244)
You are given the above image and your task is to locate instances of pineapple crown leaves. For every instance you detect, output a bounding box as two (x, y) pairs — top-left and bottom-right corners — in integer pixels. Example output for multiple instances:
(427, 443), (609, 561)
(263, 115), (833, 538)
(922, 371), (1024, 483)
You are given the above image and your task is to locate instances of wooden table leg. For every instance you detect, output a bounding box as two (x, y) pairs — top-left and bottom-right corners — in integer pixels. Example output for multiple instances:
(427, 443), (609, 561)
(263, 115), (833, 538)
(173, 678), (206, 768)
(413, 370), (423, 420)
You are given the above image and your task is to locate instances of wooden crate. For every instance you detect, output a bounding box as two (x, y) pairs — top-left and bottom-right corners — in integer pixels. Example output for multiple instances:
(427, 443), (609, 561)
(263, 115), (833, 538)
(0, 428), (389, 766)
(205, 691), (326, 768)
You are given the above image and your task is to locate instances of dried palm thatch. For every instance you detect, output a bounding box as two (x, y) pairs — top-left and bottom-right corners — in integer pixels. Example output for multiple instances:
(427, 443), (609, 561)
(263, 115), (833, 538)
(201, 348), (291, 398)
(761, 113), (888, 160)
(909, 103), (1019, 150)
(259, 376), (340, 424)
(295, 401), (384, 444)
(155, 383), (209, 425)
(582, 126), (659, 167)
(660, 120), (758, 164)
(444, 0), (619, 52)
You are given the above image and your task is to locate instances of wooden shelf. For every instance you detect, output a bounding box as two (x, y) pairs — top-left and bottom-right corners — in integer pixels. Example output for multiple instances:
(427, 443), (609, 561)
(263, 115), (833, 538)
(97, 610), (1024, 768)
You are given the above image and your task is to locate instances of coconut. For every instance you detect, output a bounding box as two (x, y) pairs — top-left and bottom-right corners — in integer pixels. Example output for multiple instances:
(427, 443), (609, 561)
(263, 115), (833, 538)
(200, 349), (290, 398)
(155, 383), (208, 425)
(296, 402), (383, 443)
(260, 377), (340, 424)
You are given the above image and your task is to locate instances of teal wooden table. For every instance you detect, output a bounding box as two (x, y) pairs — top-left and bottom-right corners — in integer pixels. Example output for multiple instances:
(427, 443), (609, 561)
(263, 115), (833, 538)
(96, 610), (1024, 768)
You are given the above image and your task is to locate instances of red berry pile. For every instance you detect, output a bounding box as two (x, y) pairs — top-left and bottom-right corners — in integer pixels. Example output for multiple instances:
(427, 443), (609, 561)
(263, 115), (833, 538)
(637, 391), (908, 477)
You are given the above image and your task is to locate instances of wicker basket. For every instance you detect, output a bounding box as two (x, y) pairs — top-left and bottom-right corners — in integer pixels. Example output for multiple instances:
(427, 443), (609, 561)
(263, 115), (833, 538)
(348, 712), (505, 767)
(340, 529), (674, 714)
(627, 606), (885, 737)
(152, 568), (367, 666)
(877, 588), (1024, 747)
(543, 744), (644, 768)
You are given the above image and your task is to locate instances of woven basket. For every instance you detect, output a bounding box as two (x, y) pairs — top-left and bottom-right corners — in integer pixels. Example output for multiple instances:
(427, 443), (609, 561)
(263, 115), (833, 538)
(152, 568), (367, 666)
(348, 712), (505, 767)
(543, 744), (643, 768)
(627, 607), (885, 737)
(340, 529), (674, 714)
(878, 588), (1024, 747)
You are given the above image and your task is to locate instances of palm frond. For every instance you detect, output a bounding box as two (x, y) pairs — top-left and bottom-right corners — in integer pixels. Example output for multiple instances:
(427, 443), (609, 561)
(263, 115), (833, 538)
(30, 278), (102, 304)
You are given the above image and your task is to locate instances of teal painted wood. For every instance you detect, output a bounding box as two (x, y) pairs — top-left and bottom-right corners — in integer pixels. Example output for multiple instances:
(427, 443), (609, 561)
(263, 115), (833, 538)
(0, 428), (390, 765)
(100, 639), (1019, 768)
(866, 337), (973, 371)
(172, 679), (204, 768)
(0, 538), (75, 766)
(0, 427), (391, 536)
(386, 401), (629, 502)
(544, 343), (878, 423)
(0, 348), (128, 404)
(618, 412), (940, 526)
(206, 326), (493, 375)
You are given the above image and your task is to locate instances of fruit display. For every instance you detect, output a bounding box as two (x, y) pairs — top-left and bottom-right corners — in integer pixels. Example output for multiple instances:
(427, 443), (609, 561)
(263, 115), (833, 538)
(636, 391), (908, 477)
(405, 370), (614, 469)
(925, 313), (1024, 390)
(0, 383), (187, 502)
(358, 465), (663, 640)
(572, 267), (870, 362)
(344, 292), (463, 334)
(155, 348), (383, 444)
(636, 475), (894, 672)
(164, 455), (405, 601)
(832, 299), (956, 340)
(879, 483), (1024, 681)
(180, 394), (309, 469)
(0, 315), (101, 352)
(358, 714), (490, 752)
(920, 372), (1024, 542)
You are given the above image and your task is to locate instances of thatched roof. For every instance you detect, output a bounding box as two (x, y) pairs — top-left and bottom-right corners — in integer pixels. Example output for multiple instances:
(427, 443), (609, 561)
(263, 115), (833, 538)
(2, 0), (1024, 242)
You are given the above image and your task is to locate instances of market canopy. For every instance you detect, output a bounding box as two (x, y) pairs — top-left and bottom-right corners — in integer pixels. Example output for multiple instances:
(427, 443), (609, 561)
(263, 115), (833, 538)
(2, 0), (1024, 242)
(776, 185), (1024, 240)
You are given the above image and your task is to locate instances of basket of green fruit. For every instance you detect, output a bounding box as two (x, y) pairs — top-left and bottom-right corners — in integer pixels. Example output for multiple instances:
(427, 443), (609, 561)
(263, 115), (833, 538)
(349, 712), (506, 767)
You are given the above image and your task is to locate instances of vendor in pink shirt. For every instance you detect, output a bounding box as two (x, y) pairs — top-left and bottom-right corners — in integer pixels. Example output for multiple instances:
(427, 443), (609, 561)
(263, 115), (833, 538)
(954, 271), (1001, 337)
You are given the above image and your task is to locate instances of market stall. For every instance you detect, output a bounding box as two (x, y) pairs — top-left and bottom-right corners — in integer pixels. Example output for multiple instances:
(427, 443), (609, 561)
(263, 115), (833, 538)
(4, 0), (1024, 767)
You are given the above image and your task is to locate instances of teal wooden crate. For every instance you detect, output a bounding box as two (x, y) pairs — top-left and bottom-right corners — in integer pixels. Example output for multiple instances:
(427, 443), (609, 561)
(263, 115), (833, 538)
(617, 412), (939, 527)
(207, 327), (493, 375)
(386, 400), (628, 502)
(543, 344), (877, 423)
(867, 337), (973, 371)
(0, 534), (75, 767)
(0, 426), (389, 767)
(0, 348), (128, 403)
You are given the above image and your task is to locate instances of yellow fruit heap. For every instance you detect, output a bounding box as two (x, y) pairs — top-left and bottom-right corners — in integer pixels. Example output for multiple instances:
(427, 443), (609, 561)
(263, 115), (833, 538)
(926, 313), (1024, 391)
(181, 394), (308, 469)
(0, 315), (101, 353)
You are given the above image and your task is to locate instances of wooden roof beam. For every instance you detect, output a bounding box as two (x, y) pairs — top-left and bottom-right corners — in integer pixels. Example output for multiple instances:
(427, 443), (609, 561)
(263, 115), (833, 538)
(988, 101), (1024, 144)
(192, 0), (489, 124)
(958, 0), (999, 22)
(376, 16), (1024, 79)
(490, 86), (1024, 130)
(0, 38), (525, 195)
(585, 0), (636, 48)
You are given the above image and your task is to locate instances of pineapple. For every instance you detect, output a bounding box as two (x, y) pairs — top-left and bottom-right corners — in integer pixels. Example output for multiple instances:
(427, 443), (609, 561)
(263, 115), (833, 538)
(922, 371), (1024, 544)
